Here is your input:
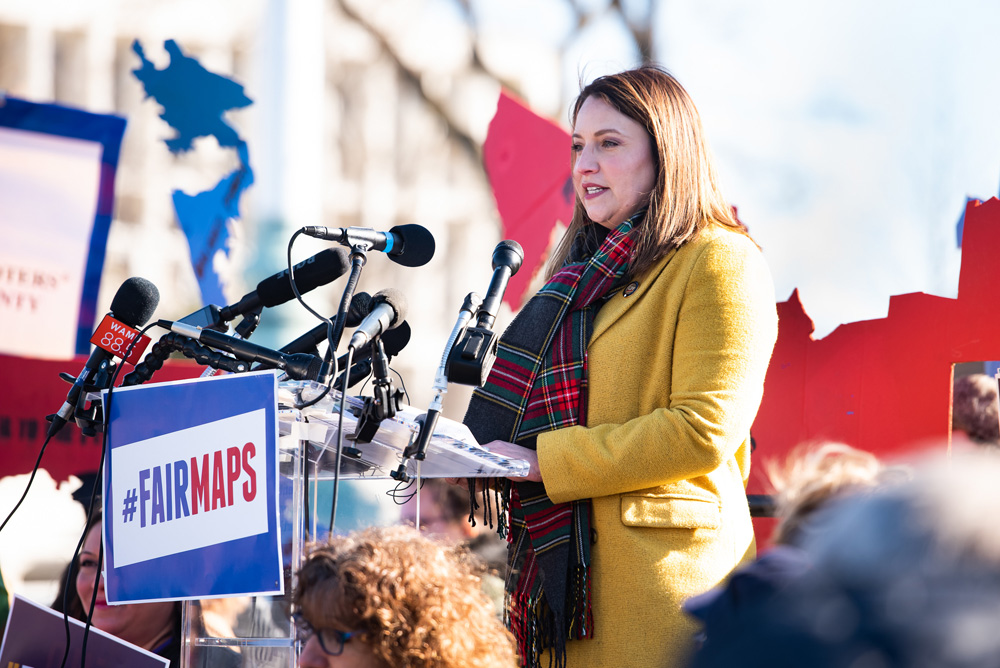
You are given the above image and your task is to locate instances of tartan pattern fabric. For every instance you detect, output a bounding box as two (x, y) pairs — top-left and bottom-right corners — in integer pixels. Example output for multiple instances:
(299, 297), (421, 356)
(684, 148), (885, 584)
(464, 215), (638, 667)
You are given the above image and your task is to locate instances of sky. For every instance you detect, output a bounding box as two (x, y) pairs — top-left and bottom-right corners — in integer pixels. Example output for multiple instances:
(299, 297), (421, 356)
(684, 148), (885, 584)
(658, 0), (1000, 336)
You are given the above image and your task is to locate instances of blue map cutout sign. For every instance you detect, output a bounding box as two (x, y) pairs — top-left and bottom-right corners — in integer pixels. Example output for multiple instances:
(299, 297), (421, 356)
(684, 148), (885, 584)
(132, 39), (255, 306)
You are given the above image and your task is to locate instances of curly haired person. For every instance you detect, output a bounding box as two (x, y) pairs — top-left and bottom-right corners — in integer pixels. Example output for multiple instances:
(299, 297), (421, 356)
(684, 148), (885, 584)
(294, 525), (517, 668)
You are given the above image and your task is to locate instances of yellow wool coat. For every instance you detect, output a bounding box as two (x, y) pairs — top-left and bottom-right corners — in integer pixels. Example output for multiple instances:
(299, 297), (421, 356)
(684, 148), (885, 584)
(535, 223), (778, 668)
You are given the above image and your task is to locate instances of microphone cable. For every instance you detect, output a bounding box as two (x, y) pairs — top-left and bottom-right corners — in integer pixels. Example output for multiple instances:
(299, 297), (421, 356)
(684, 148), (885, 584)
(284, 230), (337, 539)
(390, 367), (411, 404)
(0, 430), (56, 538)
(285, 230), (339, 409)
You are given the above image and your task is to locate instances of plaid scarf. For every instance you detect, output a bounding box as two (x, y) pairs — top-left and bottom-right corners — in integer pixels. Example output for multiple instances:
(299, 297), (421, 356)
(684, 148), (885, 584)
(464, 215), (637, 667)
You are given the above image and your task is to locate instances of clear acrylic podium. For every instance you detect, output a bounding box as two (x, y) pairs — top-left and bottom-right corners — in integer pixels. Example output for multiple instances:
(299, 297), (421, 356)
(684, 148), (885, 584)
(180, 380), (528, 667)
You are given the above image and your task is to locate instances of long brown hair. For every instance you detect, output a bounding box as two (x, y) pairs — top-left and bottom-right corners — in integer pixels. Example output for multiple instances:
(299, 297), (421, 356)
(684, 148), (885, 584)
(547, 65), (751, 280)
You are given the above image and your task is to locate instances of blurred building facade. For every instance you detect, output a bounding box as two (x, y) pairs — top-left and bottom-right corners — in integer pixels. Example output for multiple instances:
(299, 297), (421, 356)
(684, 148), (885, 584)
(0, 0), (527, 417)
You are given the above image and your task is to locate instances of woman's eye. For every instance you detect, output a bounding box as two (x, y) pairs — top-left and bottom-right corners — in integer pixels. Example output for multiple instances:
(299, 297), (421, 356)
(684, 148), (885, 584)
(79, 558), (97, 569)
(602, 139), (619, 148)
(570, 143), (582, 152)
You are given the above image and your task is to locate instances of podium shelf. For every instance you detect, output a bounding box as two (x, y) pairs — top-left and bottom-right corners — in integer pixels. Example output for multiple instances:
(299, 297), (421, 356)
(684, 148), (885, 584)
(278, 381), (529, 480)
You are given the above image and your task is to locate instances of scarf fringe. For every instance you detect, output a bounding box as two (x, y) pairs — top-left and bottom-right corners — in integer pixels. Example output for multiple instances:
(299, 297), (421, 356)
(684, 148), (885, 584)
(505, 563), (594, 668)
(567, 564), (594, 639)
(467, 478), (510, 538)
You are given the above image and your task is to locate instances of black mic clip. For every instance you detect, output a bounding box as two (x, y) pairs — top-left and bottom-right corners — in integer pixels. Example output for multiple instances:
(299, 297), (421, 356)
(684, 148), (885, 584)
(233, 307), (262, 339)
(444, 239), (522, 387)
(445, 325), (499, 387)
(441, 292), (493, 387)
(75, 363), (116, 437)
(47, 359), (117, 438)
(350, 338), (404, 446)
(177, 303), (227, 331)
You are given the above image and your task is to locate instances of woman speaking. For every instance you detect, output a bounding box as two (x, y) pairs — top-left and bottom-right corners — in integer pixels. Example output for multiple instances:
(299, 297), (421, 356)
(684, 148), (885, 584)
(465, 65), (778, 668)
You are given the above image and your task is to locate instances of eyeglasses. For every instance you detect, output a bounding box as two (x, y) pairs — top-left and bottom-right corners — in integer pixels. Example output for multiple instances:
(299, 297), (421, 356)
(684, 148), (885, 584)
(292, 613), (359, 656)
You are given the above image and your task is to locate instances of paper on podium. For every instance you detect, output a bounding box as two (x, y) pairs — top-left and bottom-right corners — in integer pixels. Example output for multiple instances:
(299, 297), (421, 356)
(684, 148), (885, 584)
(278, 381), (530, 479)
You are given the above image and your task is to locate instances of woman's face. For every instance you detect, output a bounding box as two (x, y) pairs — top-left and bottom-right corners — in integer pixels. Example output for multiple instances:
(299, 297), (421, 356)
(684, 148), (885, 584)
(572, 95), (657, 230)
(298, 630), (383, 668)
(76, 522), (176, 650)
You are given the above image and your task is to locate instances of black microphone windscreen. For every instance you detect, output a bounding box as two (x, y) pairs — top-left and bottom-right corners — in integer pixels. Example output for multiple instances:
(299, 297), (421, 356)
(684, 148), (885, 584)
(110, 277), (160, 327)
(381, 320), (411, 357)
(257, 247), (352, 307)
(372, 288), (408, 325)
(389, 224), (436, 268)
(495, 239), (524, 274)
(346, 291), (373, 327)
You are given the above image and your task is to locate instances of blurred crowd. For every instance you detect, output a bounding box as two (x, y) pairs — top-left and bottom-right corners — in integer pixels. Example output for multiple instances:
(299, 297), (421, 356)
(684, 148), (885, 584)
(1, 372), (998, 667)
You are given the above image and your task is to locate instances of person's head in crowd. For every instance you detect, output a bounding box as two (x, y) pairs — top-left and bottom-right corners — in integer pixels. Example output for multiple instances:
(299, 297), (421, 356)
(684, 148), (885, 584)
(952, 373), (1000, 447)
(766, 441), (887, 546)
(73, 511), (181, 652)
(293, 525), (516, 668)
(690, 448), (1000, 668)
(401, 478), (479, 542)
(546, 64), (752, 281)
(401, 479), (506, 558)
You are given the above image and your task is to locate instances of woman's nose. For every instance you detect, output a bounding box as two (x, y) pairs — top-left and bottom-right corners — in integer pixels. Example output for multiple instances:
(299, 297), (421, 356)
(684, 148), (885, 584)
(574, 145), (598, 174)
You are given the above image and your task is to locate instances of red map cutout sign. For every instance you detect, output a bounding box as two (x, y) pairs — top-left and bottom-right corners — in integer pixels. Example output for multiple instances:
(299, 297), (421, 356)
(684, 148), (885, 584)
(750, 197), (1000, 494)
(0, 354), (202, 482)
(483, 91), (574, 309)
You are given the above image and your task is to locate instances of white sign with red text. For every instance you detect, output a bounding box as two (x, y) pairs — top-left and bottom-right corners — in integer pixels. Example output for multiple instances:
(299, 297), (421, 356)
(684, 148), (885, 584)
(109, 408), (268, 567)
(102, 371), (281, 603)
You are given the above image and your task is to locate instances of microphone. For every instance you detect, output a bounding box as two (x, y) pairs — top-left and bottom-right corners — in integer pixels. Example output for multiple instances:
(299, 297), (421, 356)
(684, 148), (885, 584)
(444, 240), (523, 386)
(336, 321), (411, 388)
(476, 240), (524, 330)
(279, 292), (373, 356)
(219, 248), (352, 321)
(339, 319), (411, 366)
(300, 224), (436, 268)
(48, 277), (160, 437)
(347, 289), (408, 350)
(160, 321), (323, 381)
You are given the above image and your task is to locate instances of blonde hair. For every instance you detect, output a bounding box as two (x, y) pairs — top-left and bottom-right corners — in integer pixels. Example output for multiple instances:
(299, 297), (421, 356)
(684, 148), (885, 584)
(547, 65), (751, 280)
(767, 442), (885, 546)
(294, 525), (516, 668)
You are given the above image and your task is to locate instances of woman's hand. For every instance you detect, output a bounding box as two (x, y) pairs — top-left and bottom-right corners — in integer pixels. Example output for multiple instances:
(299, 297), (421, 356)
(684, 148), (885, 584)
(481, 440), (542, 482)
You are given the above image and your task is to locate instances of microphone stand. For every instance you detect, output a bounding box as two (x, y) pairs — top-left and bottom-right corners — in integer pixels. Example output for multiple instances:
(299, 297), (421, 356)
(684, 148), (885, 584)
(293, 247), (367, 404)
(329, 250), (369, 361)
(392, 292), (482, 482)
(63, 358), (118, 438)
(310, 244), (368, 538)
(351, 337), (404, 446)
